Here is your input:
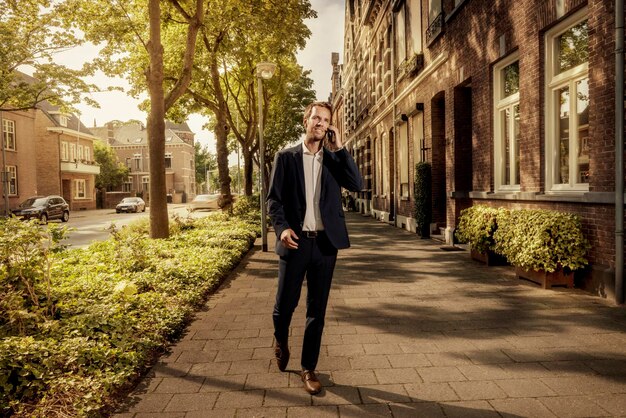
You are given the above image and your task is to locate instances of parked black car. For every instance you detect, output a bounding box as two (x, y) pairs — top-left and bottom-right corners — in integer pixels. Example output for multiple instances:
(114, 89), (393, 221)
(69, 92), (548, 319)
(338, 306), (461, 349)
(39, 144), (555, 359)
(115, 197), (146, 213)
(12, 195), (70, 223)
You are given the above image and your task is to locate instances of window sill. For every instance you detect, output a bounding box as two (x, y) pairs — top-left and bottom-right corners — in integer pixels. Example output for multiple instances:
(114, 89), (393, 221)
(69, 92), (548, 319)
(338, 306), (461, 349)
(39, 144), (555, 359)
(467, 190), (619, 204)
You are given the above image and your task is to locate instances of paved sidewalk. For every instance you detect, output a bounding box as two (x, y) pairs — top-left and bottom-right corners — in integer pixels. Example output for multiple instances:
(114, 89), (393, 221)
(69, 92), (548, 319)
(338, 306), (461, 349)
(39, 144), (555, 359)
(114, 213), (626, 417)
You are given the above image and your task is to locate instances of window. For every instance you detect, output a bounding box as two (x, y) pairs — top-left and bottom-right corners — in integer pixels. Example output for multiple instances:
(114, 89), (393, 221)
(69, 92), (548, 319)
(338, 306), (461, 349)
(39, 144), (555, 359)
(142, 176), (149, 193)
(394, 1), (422, 65)
(61, 142), (69, 161)
(123, 176), (132, 192)
(77, 145), (84, 161)
(412, 113), (425, 166)
(399, 122), (409, 197)
(545, 9), (589, 191)
(375, 138), (382, 195)
(59, 115), (68, 127)
(494, 53), (520, 190)
(74, 179), (86, 198)
(84, 146), (91, 162)
(6, 165), (17, 195)
(134, 154), (141, 171)
(3, 120), (15, 151)
(69, 143), (76, 161)
(165, 152), (172, 169)
(382, 133), (389, 196)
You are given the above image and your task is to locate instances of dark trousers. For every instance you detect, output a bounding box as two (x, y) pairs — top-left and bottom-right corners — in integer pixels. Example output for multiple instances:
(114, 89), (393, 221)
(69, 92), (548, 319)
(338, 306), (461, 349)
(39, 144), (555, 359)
(273, 232), (337, 371)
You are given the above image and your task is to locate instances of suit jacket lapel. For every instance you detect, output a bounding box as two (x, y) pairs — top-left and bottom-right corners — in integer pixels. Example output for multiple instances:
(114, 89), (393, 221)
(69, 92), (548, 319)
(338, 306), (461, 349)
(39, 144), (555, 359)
(293, 145), (305, 203)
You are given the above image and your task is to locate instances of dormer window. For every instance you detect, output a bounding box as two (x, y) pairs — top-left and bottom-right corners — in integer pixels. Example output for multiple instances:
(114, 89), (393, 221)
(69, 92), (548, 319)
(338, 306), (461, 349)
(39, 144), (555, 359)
(59, 115), (68, 127)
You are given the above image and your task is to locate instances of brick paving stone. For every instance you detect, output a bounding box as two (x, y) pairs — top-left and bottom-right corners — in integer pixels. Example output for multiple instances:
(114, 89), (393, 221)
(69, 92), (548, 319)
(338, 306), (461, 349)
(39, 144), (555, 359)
(134, 413), (185, 418)
(245, 372), (290, 390)
(403, 382), (459, 402)
(425, 352), (473, 367)
(188, 362), (230, 377)
(339, 404), (393, 417)
(326, 344), (365, 357)
(199, 374), (247, 392)
(227, 359), (269, 375)
(417, 366), (467, 383)
(214, 348), (254, 362)
(118, 393), (173, 413)
(389, 402), (445, 418)
(185, 409), (234, 418)
(263, 387), (312, 407)
(373, 368), (420, 384)
(494, 378), (557, 398)
(287, 406), (338, 417)
(358, 384), (412, 404)
(386, 353), (430, 368)
(331, 369), (378, 386)
(539, 396), (611, 417)
(213, 389), (265, 409)
(362, 343), (403, 355)
(312, 386), (361, 406)
(163, 392), (217, 412)
(465, 350), (514, 364)
(349, 355), (391, 369)
(439, 400), (501, 418)
(154, 376), (204, 394)
(448, 381), (507, 401)
(234, 407), (286, 417)
(489, 398), (557, 417)
(594, 393), (626, 416)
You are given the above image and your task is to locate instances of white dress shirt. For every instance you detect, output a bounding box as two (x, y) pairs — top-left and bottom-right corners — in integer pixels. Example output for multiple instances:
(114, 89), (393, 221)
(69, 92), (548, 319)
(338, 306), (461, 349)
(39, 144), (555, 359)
(302, 141), (324, 232)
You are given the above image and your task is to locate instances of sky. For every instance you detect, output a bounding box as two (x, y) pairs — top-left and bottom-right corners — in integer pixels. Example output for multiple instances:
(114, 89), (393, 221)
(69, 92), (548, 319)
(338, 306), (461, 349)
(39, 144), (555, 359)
(51, 0), (345, 153)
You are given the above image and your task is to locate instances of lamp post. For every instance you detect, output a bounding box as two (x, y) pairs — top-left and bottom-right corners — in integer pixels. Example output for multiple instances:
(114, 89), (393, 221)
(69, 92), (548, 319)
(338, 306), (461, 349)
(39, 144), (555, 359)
(256, 61), (276, 252)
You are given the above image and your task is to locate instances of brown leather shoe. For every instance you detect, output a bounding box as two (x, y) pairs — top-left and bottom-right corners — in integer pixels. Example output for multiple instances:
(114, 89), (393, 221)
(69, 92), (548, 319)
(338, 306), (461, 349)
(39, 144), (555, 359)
(301, 370), (322, 395)
(274, 340), (289, 372)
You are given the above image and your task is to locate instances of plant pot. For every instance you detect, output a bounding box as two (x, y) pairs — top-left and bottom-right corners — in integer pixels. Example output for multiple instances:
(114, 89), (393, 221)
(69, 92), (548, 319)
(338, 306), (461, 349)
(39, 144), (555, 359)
(470, 248), (508, 266)
(515, 266), (574, 289)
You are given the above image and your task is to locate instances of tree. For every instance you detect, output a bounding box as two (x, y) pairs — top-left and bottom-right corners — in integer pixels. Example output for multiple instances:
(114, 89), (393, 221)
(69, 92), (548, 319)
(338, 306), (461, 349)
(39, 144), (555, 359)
(0, 0), (95, 111)
(176, 0), (316, 198)
(94, 141), (130, 191)
(69, 0), (205, 238)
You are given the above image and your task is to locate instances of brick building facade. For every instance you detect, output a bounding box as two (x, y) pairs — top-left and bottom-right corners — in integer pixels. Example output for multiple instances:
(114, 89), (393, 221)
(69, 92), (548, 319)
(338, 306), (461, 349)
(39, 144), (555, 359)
(91, 121), (197, 204)
(336, 0), (624, 298)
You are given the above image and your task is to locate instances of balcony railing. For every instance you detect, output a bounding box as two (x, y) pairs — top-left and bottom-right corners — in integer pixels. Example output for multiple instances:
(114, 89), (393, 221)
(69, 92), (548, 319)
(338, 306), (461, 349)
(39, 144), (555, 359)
(60, 160), (101, 175)
(426, 12), (444, 44)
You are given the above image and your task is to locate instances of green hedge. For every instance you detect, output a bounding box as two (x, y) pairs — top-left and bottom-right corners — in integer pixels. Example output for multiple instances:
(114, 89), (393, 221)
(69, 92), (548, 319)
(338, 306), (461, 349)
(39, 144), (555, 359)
(456, 205), (589, 272)
(413, 162), (432, 237)
(0, 210), (260, 417)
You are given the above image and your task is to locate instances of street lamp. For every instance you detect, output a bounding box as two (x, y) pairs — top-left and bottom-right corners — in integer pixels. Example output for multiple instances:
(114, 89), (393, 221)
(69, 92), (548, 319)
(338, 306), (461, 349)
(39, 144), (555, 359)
(256, 61), (276, 252)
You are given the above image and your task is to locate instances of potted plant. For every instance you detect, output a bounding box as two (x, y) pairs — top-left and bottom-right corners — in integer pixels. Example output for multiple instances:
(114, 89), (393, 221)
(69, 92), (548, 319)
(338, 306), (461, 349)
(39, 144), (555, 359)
(455, 205), (508, 265)
(493, 208), (590, 288)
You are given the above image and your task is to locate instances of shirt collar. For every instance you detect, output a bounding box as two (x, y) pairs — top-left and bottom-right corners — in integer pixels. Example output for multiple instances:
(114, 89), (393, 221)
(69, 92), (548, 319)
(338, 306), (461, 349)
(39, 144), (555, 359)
(302, 141), (323, 156)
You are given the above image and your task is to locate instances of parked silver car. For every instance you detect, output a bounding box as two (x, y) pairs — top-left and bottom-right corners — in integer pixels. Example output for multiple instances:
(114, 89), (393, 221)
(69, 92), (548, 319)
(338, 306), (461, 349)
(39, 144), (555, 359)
(115, 197), (146, 213)
(12, 195), (70, 223)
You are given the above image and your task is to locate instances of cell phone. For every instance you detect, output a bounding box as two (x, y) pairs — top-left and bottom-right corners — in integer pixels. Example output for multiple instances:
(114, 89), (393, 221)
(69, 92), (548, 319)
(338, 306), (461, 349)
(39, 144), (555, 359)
(326, 129), (335, 143)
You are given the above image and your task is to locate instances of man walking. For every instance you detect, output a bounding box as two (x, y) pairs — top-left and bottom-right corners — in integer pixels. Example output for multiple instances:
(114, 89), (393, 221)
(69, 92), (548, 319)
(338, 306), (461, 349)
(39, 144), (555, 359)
(267, 101), (363, 394)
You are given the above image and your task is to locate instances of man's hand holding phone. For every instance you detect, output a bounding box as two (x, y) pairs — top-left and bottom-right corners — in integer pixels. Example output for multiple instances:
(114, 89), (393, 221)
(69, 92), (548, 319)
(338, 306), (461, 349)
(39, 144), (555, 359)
(324, 126), (343, 151)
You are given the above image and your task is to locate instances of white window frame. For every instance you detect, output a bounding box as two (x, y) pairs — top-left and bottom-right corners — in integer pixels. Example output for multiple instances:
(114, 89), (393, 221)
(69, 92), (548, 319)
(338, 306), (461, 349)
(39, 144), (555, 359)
(59, 115), (68, 127)
(408, 0), (422, 54)
(77, 144), (84, 161)
(544, 7), (589, 192)
(61, 141), (69, 161)
(134, 153), (141, 171)
(142, 176), (149, 193)
(74, 179), (86, 199)
(165, 152), (172, 169)
(3, 119), (16, 151)
(394, 3), (407, 65)
(375, 137), (382, 195)
(84, 146), (91, 162)
(123, 176), (132, 192)
(69, 143), (76, 162)
(382, 133), (389, 197)
(493, 52), (521, 192)
(7, 165), (17, 195)
(399, 122), (409, 197)
(412, 113), (424, 167)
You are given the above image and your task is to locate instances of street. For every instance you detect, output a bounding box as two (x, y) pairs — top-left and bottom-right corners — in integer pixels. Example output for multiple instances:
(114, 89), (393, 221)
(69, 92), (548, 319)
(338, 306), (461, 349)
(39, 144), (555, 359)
(57, 204), (211, 249)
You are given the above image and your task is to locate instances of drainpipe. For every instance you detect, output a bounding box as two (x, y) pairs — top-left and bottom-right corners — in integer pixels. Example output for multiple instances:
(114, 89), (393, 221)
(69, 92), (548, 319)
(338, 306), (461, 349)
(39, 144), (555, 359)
(615, 0), (624, 305)
(391, 11), (398, 226)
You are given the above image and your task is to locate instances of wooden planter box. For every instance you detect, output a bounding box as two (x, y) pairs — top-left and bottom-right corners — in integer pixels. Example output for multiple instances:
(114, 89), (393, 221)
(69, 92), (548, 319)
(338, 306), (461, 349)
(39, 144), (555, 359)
(470, 248), (508, 266)
(515, 266), (574, 289)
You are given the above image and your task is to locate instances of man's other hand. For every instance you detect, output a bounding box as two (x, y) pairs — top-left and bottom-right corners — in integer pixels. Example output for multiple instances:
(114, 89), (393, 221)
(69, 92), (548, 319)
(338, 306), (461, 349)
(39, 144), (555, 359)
(280, 229), (299, 249)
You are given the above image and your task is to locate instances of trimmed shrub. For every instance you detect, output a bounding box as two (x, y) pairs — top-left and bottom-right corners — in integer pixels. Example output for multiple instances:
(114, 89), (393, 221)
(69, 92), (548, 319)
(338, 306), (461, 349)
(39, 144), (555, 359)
(494, 208), (589, 272)
(455, 205), (505, 254)
(413, 162), (432, 237)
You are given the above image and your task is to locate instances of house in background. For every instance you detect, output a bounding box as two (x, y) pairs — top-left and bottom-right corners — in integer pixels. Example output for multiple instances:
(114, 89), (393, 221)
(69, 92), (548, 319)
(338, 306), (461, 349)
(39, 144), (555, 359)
(336, 0), (623, 299)
(1, 97), (100, 213)
(91, 120), (196, 204)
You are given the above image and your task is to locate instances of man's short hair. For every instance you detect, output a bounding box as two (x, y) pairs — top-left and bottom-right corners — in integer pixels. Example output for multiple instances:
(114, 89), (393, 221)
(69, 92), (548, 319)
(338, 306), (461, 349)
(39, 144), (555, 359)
(303, 101), (333, 123)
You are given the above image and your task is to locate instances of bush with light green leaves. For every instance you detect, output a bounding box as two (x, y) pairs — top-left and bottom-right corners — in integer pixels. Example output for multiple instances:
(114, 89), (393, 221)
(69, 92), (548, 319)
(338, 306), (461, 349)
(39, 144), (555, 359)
(455, 205), (505, 254)
(0, 209), (260, 417)
(493, 208), (589, 272)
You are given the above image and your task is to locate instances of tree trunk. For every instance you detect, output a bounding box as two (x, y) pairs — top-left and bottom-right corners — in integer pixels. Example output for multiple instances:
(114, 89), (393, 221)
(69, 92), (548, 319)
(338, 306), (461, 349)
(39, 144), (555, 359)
(146, 0), (169, 238)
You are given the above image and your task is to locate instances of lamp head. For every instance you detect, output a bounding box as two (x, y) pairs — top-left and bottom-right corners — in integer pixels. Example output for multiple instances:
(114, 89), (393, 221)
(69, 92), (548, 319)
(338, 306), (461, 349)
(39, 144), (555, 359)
(256, 62), (277, 79)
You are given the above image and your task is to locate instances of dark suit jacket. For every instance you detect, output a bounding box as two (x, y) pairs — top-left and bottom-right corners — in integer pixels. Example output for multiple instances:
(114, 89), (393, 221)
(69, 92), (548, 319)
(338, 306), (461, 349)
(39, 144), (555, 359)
(267, 143), (363, 256)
